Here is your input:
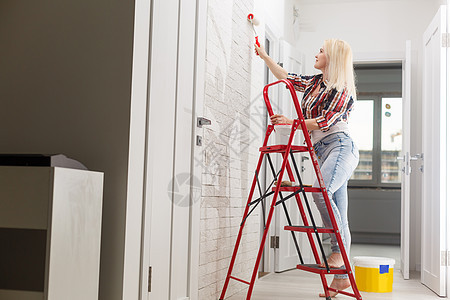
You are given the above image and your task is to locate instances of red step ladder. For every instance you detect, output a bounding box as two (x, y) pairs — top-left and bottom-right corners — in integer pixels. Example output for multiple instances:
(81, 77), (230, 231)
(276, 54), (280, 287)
(219, 79), (362, 300)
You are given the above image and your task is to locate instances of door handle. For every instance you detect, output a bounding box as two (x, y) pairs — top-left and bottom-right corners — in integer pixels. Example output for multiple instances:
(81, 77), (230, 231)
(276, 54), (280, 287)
(410, 153), (423, 161)
(197, 117), (211, 127)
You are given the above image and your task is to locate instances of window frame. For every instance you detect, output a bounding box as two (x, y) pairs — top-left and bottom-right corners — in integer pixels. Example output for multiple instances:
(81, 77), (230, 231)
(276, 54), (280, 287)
(349, 92), (402, 189)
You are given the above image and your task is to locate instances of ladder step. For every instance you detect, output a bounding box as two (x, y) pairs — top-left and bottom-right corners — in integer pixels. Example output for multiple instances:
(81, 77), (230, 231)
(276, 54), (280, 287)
(284, 225), (335, 234)
(259, 145), (309, 153)
(296, 264), (348, 275)
(272, 186), (322, 193)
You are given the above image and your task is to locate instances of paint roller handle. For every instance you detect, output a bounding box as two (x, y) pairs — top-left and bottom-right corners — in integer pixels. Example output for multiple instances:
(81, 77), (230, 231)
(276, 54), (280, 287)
(255, 36), (260, 47)
(253, 37), (263, 57)
(255, 36), (260, 55)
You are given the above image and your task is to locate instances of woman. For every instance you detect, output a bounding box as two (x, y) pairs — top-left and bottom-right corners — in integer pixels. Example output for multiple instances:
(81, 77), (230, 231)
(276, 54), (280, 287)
(255, 39), (359, 297)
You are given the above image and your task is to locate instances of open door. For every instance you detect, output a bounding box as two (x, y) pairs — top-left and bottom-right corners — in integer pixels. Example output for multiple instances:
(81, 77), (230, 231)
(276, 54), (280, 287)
(273, 40), (308, 272)
(399, 40), (412, 280)
(421, 5), (447, 296)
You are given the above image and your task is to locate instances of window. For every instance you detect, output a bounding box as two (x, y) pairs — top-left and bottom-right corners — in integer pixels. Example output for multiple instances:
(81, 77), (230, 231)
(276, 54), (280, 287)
(381, 98), (402, 183)
(349, 100), (374, 180)
(349, 64), (402, 188)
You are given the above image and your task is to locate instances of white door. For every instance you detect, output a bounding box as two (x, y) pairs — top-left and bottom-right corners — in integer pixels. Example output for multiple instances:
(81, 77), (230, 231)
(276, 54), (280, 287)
(421, 5), (447, 297)
(141, 0), (201, 299)
(399, 40), (412, 280)
(274, 40), (311, 272)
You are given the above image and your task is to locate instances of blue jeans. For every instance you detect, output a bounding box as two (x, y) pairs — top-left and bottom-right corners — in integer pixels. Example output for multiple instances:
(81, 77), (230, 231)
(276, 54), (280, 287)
(311, 132), (359, 279)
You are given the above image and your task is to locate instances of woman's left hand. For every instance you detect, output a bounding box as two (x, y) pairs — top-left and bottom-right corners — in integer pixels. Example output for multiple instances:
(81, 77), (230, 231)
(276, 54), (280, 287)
(270, 114), (293, 125)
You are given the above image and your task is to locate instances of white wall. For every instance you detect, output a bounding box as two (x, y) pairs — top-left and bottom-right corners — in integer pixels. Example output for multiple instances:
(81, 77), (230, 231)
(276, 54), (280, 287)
(294, 0), (445, 270)
(0, 1), (136, 299)
(263, 0), (299, 46)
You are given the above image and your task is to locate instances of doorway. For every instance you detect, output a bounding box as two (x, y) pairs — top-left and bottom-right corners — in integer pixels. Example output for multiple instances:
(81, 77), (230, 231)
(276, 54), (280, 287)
(347, 63), (403, 269)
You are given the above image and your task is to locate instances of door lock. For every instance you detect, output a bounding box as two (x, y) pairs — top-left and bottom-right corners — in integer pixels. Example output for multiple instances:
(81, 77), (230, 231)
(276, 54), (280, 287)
(196, 135), (203, 146)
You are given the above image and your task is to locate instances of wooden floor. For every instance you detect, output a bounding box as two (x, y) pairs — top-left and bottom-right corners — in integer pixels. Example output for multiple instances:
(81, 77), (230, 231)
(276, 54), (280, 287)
(226, 244), (442, 300)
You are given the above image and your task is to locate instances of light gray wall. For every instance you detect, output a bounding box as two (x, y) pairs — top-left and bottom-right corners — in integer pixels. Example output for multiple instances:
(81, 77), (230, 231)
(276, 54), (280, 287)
(0, 1), (135, 299)
(349, 189), (401, 245)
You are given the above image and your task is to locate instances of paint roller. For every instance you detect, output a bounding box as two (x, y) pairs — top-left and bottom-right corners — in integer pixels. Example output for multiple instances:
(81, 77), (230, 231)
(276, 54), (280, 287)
(247, 13), (260, 55)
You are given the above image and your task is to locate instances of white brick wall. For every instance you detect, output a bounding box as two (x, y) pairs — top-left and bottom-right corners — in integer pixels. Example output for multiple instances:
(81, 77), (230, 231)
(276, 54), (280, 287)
(198, 0), (264, 299)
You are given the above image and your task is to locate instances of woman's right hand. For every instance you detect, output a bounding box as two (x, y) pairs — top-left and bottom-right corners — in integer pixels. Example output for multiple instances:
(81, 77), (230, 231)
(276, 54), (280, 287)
(255, 43), (288, 80)
(254, 43), (268, 58)
(270, 114), (293, 125)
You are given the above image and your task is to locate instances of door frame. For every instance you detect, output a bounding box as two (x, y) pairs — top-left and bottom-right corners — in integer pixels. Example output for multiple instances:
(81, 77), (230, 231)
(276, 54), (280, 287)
(400, 40), (412, 280)
(353, 53), (410, 272)
(188, 0), (208, 298)
(274, 40), (307, 272)
(123, 0), (152, 299)
(421, 5), (447, 296)
(261, 23), (282, 275)
(447, 3), (450, 297)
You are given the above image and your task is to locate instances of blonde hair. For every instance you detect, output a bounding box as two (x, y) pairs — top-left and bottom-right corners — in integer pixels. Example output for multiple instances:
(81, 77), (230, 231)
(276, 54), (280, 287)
(323, 39), (356, 99)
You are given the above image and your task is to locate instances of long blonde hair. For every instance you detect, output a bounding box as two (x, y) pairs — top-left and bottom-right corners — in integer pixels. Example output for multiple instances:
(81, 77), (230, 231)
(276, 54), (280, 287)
(323, 39), (356, 99)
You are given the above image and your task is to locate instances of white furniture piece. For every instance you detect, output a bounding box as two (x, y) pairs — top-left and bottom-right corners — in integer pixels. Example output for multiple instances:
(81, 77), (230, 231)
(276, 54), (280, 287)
(0, 166), (104, 300)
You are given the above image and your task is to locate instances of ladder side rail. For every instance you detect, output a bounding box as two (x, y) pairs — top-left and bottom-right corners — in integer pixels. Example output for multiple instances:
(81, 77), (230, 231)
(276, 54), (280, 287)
(255, 170), (267, 229)
(262, 79), (302, 119)
(319, 273), (332, 299)
(246, 121), (298, 299)
(219, 126), (274, 300)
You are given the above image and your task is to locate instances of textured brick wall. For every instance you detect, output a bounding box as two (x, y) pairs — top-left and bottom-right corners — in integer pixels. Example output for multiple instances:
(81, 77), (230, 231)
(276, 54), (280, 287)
(198, 0), (264, 298)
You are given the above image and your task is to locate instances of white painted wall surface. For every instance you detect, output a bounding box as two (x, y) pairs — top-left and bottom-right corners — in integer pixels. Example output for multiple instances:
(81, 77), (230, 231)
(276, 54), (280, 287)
(199, 0), (266, 298)
(293, 0), (446, 270)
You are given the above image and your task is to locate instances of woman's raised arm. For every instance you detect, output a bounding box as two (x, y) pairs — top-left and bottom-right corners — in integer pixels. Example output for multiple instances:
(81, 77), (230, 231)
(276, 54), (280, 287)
(254, 43), (288, 80)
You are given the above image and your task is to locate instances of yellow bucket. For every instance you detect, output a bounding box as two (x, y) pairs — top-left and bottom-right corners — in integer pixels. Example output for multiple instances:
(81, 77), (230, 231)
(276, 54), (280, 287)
(353, 256), (395, 293)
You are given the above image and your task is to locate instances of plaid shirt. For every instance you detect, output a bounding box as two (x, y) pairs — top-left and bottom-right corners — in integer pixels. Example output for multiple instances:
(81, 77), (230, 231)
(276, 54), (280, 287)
(286, 73), (354, 132)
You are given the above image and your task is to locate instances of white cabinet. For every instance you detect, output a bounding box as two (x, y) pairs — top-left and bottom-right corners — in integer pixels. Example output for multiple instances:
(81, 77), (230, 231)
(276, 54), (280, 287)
(0, 167), (103, 300)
